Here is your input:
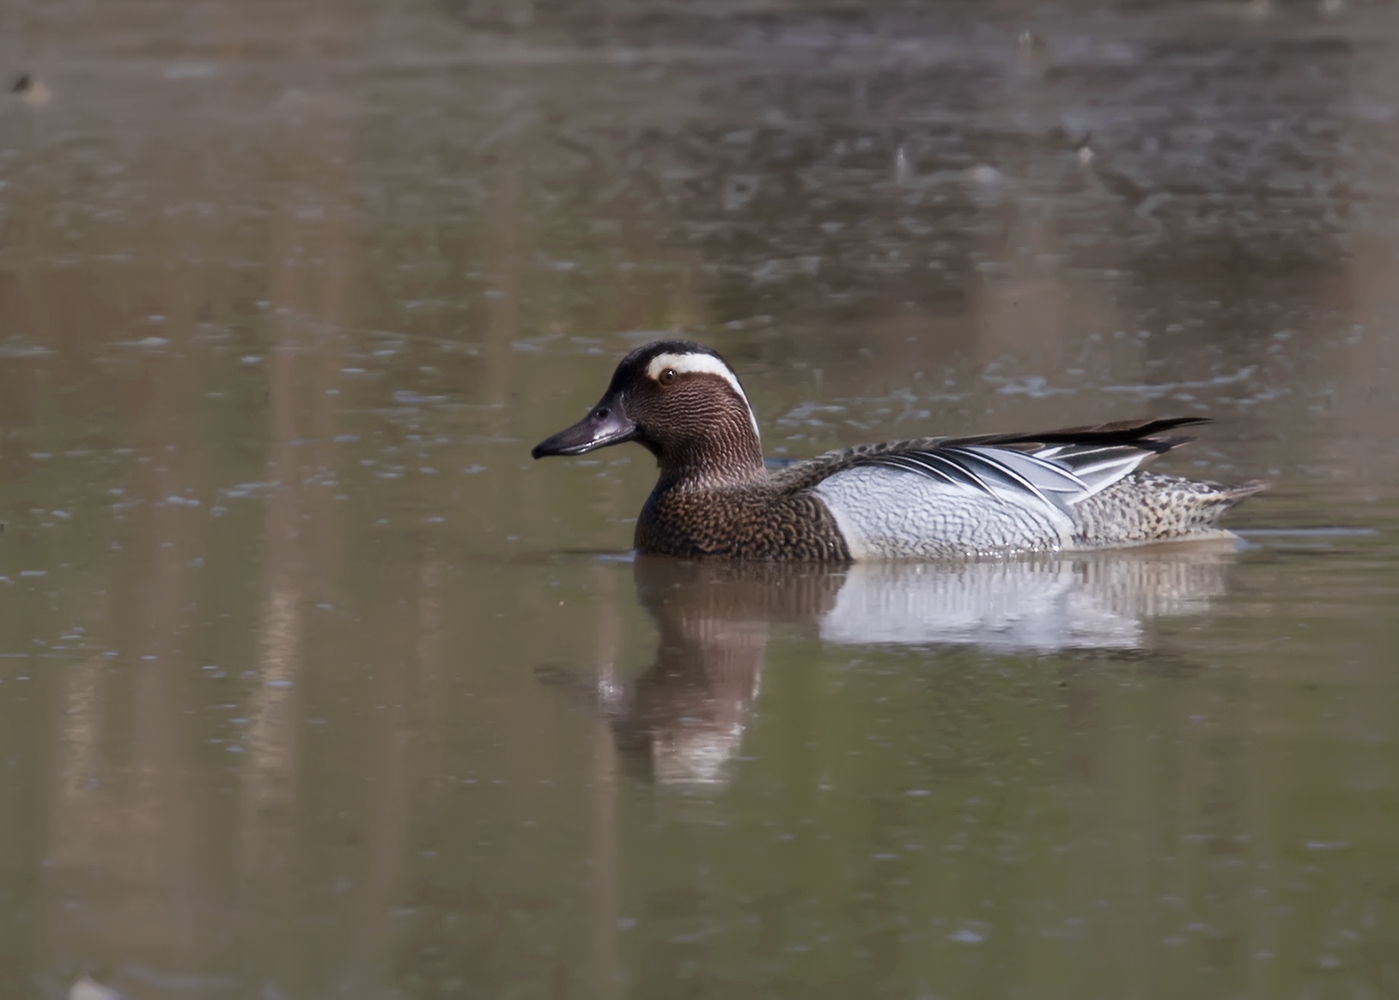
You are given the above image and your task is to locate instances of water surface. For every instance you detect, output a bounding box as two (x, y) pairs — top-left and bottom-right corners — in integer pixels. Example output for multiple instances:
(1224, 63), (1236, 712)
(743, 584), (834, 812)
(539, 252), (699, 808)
(2, 0), (1399, 997)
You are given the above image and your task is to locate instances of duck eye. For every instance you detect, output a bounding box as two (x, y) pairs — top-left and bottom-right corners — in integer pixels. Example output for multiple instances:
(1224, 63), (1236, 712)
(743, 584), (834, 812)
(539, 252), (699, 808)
(659, 368), (677, 385)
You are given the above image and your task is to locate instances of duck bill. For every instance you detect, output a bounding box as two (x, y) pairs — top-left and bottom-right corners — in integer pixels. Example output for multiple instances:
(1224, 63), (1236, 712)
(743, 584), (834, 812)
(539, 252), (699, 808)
(531, 398), (637, 458)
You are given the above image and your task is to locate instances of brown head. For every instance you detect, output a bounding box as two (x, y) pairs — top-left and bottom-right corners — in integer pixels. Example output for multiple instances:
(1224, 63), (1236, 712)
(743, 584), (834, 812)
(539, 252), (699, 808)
(531, 340), (765, 489)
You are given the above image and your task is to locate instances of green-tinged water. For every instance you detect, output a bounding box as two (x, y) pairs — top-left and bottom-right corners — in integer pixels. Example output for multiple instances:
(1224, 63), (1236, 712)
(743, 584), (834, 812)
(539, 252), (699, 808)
(2, 1), (1399, 997)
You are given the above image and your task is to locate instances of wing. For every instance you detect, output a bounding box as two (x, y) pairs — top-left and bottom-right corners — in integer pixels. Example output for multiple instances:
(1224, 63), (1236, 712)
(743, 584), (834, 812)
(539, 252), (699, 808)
(771, 417), (1207, 509)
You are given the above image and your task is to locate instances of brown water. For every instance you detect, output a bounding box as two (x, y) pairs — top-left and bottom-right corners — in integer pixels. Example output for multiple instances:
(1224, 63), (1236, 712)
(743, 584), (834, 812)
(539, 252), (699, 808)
(3, 1), (1399, 997)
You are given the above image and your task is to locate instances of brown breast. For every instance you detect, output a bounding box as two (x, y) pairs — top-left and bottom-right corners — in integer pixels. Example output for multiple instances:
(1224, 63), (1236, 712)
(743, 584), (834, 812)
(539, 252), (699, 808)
(635, 485), (851, 561)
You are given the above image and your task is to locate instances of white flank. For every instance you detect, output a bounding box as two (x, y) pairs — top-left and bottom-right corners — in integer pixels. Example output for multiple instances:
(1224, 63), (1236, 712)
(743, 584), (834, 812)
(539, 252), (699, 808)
(814, 466), (1075, 560)
(646, 351), (761, 443)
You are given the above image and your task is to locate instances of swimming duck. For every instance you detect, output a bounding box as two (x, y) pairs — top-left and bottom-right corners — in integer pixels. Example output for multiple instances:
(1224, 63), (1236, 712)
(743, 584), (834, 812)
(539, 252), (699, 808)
(531, 340), (1265, 560)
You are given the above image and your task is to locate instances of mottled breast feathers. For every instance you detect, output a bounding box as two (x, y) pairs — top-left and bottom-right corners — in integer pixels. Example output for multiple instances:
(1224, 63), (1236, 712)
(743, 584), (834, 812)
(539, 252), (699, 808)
(636, 484), (850, 561)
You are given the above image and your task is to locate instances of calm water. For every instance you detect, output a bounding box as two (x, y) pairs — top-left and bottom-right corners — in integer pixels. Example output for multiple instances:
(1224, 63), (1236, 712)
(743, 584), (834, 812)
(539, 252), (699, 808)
(3, 1), (1399, 997)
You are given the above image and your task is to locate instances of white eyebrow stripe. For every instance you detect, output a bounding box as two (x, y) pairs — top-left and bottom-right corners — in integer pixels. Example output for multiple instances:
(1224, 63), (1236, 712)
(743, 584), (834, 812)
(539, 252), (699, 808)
(646, 352), (761, 444)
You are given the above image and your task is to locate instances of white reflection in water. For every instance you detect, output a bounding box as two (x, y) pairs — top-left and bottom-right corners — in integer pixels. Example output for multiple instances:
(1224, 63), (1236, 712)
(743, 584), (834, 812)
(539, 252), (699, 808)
(822, 544), (1234, 651)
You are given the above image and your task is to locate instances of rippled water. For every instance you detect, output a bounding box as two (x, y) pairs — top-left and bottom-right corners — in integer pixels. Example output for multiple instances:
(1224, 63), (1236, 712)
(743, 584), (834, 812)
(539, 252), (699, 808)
(3, 0), (1399, 997)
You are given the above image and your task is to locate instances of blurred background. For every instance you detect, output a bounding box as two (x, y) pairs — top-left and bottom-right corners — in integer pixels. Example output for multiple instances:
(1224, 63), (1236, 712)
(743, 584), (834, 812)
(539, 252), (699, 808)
(2, 0), (1398, 997)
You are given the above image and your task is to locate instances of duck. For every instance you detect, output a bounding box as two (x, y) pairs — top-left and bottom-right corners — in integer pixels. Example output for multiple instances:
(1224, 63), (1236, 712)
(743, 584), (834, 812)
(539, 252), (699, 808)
(531, 340), (1266, 561)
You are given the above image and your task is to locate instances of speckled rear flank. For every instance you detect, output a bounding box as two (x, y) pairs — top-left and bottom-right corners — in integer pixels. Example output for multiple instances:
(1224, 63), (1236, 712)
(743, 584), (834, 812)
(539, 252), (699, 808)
(1071, 472), (1268, 547)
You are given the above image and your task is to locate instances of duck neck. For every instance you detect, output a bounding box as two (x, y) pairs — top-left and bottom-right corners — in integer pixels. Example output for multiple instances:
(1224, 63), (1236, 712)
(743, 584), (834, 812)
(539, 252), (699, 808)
(652, 425), (767, 493)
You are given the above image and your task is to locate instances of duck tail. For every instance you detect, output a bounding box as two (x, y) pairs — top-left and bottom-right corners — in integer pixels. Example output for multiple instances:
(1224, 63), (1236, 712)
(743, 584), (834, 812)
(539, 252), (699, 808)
(1073, 473), (1268, 547)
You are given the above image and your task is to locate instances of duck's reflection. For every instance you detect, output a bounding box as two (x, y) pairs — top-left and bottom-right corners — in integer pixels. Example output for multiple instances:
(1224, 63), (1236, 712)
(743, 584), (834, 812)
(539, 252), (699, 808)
(562, 543), (1238, 786)
(614, 561), (844, 784)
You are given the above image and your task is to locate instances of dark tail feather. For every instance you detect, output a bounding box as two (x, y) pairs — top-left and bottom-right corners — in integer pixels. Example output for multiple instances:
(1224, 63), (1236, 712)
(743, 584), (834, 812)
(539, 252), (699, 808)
(994, 416), (1211, 449)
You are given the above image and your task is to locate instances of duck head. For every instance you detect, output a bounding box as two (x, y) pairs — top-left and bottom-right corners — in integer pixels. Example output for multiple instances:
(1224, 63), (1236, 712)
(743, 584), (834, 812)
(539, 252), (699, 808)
(532, 340), (765, 487)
